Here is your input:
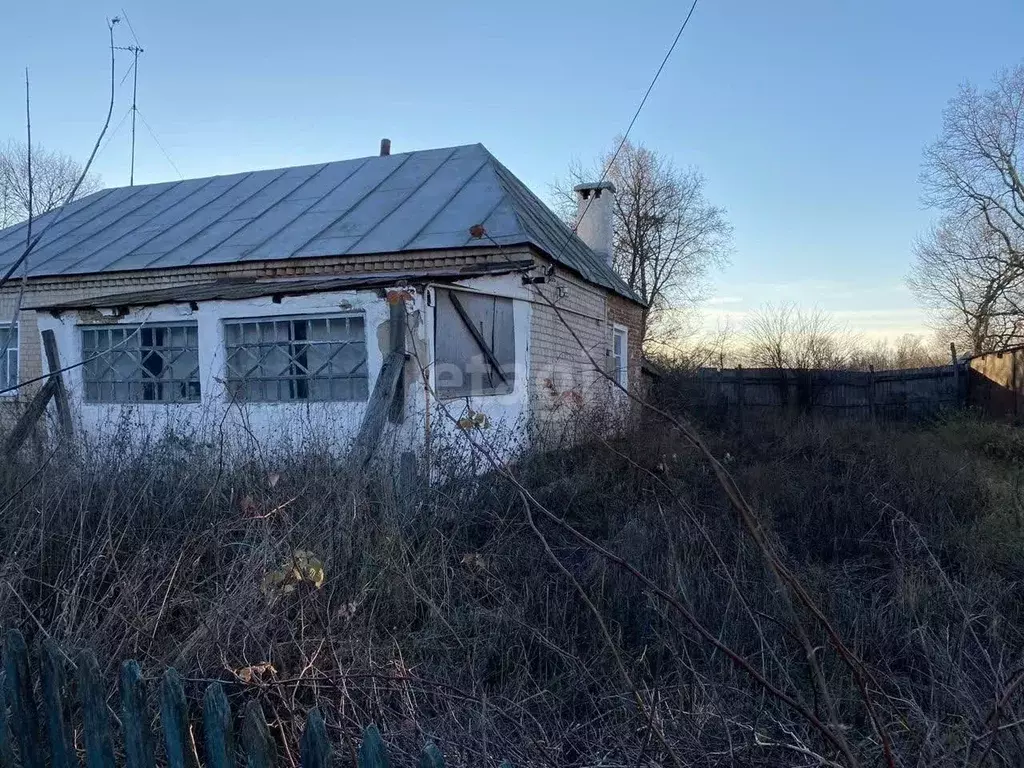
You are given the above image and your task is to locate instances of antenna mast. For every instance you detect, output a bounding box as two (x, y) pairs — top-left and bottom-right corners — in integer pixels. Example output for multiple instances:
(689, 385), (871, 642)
(115, 12), (143, 186)
(114, 43), (143, 186)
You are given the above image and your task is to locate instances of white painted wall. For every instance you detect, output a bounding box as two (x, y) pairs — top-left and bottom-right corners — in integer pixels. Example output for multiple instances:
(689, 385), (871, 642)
(35, 274), (534, 461)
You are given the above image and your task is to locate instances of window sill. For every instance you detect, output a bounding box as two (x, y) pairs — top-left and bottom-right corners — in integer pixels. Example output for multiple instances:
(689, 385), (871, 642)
(82, 401), (204, 406)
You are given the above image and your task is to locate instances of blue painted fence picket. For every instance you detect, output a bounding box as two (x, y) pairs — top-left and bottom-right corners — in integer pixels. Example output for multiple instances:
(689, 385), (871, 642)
(0, 630), (506, 768)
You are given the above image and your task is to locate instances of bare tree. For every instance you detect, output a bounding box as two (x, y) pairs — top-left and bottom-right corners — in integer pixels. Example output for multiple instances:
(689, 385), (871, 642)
(908, 215), (1024, 354)
(553, 138), (732, 343)
(916, 64), (1024, 352)
(743, 303), (854, 369)
(847, 334), (946, 371)
(0, 140), (102, 227)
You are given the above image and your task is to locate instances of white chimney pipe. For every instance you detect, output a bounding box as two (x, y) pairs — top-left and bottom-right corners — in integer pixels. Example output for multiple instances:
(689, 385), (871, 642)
(573, 181), (616, 266)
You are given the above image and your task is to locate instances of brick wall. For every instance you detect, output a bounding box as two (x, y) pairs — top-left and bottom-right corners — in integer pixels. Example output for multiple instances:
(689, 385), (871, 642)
(607, 292), (646, 393)
(525, 257), (646, 434)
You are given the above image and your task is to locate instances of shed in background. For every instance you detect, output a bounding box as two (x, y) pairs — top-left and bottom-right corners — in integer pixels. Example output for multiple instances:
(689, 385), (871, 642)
(968, 346), (1024, 419)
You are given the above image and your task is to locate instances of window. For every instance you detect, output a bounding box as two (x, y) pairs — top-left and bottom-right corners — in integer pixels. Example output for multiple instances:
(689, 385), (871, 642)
(82, 324), (200, 403)
(0, 324), (17, 396)
(434, 288), (515, 397)
(612, 325), (628, 389)
(224, 315), (368, 402)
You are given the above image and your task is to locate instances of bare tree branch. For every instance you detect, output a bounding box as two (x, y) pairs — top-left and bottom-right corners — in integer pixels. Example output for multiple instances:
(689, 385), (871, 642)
(917, 64), (1024, 352)
(552, 138), (732, 344)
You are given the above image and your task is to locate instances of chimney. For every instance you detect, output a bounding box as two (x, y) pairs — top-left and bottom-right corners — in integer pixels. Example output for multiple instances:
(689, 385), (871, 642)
(573, 181), (616, 266)
(380, 138), (391, 156)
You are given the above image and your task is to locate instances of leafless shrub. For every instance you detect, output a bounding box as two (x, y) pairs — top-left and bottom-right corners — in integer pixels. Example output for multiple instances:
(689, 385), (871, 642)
(743, 302), (856, 369)
(0, 411), (1019, 766)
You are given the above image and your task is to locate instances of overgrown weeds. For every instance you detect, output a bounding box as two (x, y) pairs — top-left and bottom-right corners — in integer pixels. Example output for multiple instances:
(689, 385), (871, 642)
(0, 412), (1020, 766)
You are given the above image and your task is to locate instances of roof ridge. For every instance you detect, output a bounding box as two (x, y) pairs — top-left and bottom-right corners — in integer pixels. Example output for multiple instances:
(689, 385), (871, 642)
(478, 145), (531, 250)
(481, 147), (643, 304)
(89, 143), (489, 193)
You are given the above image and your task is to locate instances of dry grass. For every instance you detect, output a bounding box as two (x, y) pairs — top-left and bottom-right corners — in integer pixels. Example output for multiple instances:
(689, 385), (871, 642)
(0, 409), (1020, 766)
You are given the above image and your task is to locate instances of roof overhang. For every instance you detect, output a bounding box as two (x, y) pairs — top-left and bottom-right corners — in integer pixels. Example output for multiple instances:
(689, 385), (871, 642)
(30, 259), (535, 313)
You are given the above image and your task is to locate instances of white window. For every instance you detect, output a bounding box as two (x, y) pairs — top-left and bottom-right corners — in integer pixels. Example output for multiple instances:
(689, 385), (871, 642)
(434, 288), (516, 397)
(0, 324), (17, 396)
(82, 324), (201, 403)
(224, 315), (368, 402)
(612, 325), (628, 389)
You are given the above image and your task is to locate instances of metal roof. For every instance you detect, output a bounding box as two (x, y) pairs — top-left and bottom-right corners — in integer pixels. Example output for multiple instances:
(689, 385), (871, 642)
(0, 144), (640, 302)
(28, 260), (536, 311)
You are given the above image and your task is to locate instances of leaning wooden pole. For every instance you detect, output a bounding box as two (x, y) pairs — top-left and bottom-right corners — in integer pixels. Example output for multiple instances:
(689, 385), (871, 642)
(3, 329), (71, 460)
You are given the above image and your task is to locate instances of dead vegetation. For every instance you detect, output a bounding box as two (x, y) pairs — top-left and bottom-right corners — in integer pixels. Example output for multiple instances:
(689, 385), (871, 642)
(0, 408), (1021, 766)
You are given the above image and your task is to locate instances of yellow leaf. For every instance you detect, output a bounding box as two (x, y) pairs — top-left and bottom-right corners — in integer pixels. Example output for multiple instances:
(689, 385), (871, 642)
(234, 662), (277, 684)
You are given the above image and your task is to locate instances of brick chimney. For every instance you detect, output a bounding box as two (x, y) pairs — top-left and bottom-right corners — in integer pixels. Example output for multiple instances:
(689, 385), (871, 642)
(573, 181), (616, 266)
(380, 138), (391, 157)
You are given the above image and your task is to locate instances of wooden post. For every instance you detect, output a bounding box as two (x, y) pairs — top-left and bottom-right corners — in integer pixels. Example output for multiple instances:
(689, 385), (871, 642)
(868, 365), (876, 422)
(0, 671), (15, 768)
(388, 296), (407, 424)
(420, 742), (445, 768)
(950, 342), (960, 407)
(41, 330), (71, 437)
(4, 630), (42, 768)
(40, 640), (74, 768)
(359, 724), (390, 768)
(3, 329), (72, 460)
(120, 661), (155, 768)
(736, 365), (745, 431)
(242, 701), (277, 768)
(3, 379), (57, 461)
(161, 669), (198, 768)
(203, 684), (235, 768)
(351, 352), (405, 469)
(78, 650), (115, 768)
(300, 709), (331, 768)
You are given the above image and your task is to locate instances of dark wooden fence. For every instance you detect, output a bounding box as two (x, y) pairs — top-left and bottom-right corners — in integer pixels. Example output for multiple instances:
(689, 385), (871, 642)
(0, 630), (509, 768)
(675, 364), (967, 422)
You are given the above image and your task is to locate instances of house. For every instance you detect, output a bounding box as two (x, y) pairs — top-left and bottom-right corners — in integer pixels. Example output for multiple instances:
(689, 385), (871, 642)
(0, 142), (644, 459)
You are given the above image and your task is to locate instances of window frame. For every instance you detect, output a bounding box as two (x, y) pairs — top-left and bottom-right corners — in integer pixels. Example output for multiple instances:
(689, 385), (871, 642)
(222, 312), (369, 404)
(0, 323), (18, 397)
(433, 287), (517, 399)
(80, 322), (201, 404)
(612, 324), (628, 390)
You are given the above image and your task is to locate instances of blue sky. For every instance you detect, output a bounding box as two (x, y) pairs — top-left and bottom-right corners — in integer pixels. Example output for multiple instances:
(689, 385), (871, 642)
(1, 1), (1022, 341)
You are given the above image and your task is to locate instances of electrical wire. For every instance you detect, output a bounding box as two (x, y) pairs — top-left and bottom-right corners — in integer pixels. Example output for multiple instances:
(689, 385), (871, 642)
(96, 106), (134, 159)
(120, 8), (142, 47)
(136, 109), (184, 180)
(119, 59), (136, 88)
(567, 0), (700, 264)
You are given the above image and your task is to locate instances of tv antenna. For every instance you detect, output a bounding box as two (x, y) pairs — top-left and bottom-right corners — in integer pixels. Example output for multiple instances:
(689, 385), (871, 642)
(113, 11), (143, 185)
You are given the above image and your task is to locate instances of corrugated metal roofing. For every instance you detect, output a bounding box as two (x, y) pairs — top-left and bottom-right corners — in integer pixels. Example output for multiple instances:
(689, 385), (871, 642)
(28, 260), (536, 311)
(0, 144), (640, 302)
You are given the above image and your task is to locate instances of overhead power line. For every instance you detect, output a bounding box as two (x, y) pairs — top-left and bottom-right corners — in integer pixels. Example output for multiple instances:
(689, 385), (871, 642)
(603, 0), (699, 180)
(570, 0), (700, 250)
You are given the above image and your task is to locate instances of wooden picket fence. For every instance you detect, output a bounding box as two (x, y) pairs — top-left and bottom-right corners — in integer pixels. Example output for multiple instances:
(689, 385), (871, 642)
(0, 630), (510, 768)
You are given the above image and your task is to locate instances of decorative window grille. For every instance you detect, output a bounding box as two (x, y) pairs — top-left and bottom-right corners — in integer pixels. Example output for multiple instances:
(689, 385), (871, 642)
(434, 289), (515, 397)
(82, 324), (201, 403)
(224, 315), (368, 402)
(0, 324), (17, 395)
